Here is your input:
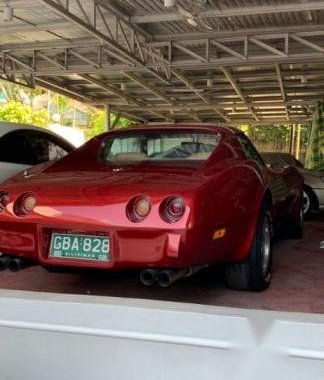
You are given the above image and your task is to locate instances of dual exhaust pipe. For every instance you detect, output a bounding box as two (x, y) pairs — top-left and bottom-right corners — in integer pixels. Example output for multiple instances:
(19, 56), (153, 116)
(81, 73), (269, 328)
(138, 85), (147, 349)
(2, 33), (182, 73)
(1, 253), (207, 282)
(140, 265), (208, 287)
(0, 255), (32, 272)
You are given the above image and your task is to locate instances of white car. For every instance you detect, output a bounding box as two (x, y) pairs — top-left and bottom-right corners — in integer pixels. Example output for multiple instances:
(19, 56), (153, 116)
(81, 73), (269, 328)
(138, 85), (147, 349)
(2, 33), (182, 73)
(261, 152), (324, 216)
(0, 122), (75, 183)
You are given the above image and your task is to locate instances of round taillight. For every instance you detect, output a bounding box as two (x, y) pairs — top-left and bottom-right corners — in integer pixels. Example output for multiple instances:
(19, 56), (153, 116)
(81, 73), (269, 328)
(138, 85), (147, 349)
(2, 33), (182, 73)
(160, 196), (185, 223)
(0, 192), (9, 212)
(14, 193), (36, 216)
(23, 195), (36, 213)
(127, 196), (151, 222)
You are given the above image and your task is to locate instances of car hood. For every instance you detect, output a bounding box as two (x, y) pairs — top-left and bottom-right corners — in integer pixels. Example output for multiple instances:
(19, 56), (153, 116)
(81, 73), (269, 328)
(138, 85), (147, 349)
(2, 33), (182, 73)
(299, 168), (324, 188)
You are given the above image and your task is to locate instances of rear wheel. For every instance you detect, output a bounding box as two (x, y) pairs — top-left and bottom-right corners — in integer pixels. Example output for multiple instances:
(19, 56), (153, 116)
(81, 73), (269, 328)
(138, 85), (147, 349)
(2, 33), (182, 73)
(225, 206), (272, 291)
(287, 200), (303, 239)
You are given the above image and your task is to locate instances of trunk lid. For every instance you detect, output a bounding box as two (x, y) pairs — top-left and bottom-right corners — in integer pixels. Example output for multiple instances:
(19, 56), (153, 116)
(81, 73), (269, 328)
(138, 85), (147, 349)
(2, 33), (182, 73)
(4, 165), (204, 205)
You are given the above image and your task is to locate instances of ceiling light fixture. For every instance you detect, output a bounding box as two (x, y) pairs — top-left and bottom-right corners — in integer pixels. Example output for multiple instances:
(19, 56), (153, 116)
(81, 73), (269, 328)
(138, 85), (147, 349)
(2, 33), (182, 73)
(164, 0), (176, 7)
(187, 17), (198, 27)
(3, 4), (13, 22)
(207, 78), (213, 88)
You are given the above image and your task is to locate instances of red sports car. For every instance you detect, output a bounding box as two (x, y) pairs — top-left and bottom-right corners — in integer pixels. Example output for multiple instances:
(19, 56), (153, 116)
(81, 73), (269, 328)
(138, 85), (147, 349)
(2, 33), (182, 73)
(0, 125), (303, 291)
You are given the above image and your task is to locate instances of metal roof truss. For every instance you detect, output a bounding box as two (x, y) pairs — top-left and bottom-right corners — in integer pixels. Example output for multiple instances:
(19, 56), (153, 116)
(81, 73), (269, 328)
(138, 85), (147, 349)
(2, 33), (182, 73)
(0, 0), (323, 124)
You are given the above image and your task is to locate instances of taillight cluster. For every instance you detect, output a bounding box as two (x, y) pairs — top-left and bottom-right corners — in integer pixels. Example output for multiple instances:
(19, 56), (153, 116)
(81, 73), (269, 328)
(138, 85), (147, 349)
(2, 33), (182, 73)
(126, 195), (186, 223)
(126, 196), (151, 222)
(0, 191), (37, 215)
(14, 193), (36, 216)
(0, 192), (9, 212)
(160, 196), (185, 223)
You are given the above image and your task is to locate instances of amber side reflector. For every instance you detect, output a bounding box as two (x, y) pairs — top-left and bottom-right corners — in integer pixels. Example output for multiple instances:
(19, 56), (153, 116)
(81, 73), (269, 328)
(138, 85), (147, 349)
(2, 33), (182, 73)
(213, 228), (226, 240)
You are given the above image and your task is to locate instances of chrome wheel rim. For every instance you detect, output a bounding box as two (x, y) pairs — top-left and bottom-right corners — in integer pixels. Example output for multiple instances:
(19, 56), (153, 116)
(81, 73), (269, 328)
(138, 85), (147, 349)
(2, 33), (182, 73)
(261, 217), (271, 276)
(303, 190), (310, 215)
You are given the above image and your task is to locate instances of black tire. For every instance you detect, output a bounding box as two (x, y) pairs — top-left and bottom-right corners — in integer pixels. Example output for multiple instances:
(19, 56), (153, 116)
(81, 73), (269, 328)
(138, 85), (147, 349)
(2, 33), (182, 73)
(303, 187), (317, 218)
(225, 205), (272, 291)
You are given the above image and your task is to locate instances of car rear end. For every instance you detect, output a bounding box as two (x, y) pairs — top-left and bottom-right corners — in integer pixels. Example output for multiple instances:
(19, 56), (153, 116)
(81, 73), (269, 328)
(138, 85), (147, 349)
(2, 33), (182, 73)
(0, 170), (208, 271)
(0, 128), (223, 270)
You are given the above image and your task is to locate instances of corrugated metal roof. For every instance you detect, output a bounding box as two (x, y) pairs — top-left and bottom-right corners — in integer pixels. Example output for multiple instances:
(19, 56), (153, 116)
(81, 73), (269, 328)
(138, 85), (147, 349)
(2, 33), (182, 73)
(0, 0), (323, 124)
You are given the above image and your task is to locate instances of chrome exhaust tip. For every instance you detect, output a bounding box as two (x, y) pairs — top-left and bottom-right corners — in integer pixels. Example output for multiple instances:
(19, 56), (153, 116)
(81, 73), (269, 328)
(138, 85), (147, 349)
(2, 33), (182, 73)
(155, 270), (172, 287)
(156, 269), (188, 287)
(139, 269), (160, 286)
(156, 265), (209, 287)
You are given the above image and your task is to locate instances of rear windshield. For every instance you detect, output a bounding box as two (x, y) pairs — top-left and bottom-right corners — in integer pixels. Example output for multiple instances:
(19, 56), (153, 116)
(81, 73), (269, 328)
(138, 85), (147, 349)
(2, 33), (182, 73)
(99, 131), (221, 165)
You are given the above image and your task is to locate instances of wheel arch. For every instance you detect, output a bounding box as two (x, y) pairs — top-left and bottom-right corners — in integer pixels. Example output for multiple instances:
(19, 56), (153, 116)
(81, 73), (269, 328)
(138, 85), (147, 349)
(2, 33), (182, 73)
(303, 184), (319, 212)
(263, 189), (273, 210)
(233, 187), (273, 262)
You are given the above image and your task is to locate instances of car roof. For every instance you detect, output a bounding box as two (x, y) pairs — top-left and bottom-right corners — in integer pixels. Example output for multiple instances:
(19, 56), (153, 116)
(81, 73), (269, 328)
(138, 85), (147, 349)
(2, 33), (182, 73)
(98, 123), (239, 139)
(0, 121), (48, 136)
(0, 121), (75, 149)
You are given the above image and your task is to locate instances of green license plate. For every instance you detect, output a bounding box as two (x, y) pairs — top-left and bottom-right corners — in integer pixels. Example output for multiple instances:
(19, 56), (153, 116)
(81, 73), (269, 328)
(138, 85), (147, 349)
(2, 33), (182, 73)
(49, 233), (109, 261)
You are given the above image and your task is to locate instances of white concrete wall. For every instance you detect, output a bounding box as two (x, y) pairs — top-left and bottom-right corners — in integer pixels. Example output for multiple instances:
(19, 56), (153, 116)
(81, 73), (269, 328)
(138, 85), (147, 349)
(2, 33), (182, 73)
(0, 290), (324, 380)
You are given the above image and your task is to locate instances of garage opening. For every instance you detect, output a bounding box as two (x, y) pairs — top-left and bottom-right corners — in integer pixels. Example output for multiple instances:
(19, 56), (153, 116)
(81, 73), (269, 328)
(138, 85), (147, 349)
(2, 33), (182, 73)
(0, 0), (323, 313)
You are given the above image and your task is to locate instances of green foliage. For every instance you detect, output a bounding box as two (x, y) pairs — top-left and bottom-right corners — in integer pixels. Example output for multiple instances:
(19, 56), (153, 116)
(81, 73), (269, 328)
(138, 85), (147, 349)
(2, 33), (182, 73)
(86, 110), (105, 139)
(0, 80), (46, 104)
(0, 82), (22, 102)
(0, 102), (49, 127)
(241, 124), (292, 152)
(86, 110), (131, 139)
(239, 123), (311, 164)
(54, 94), (69, 119)
(0, 80), (132, 136)
(244, 124), (290, 143)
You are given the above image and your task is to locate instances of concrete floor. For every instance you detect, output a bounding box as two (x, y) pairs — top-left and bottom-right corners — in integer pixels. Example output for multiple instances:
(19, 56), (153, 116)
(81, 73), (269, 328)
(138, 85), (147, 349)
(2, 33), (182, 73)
(0, 213), (323, 313)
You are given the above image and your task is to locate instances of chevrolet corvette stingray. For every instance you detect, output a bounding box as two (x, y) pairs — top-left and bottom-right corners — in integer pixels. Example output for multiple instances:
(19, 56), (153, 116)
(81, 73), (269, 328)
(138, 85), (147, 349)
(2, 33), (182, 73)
(0, 125), (303, 291)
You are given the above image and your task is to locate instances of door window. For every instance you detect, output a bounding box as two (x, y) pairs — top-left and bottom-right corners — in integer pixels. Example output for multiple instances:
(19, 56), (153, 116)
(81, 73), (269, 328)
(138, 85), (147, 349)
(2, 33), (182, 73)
(0, 129), (72, 165)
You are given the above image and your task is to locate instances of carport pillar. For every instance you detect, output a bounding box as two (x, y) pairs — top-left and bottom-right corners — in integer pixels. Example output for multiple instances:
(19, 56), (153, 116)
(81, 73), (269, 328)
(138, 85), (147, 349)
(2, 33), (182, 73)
(289, 124), (296, 155)
(104, 104), (111, 131)
(295, 124), (301, 160)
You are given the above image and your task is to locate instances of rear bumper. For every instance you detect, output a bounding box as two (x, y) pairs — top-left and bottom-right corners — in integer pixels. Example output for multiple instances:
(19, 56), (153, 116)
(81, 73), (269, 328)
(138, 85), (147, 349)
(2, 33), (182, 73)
(0, 222), (200, 270)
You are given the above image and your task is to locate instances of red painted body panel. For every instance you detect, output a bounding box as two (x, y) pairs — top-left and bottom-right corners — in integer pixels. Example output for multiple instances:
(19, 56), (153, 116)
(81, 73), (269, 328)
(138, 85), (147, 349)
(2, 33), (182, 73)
(0, 125), (303, 270)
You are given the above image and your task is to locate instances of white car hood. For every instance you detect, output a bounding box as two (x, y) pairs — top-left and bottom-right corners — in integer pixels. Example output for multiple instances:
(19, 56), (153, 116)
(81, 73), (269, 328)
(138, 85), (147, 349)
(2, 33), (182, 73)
(299, 168), (324, 188)
(0, 162), (30, 184)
